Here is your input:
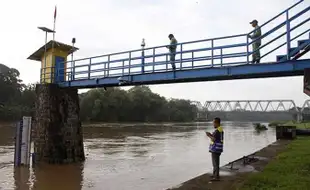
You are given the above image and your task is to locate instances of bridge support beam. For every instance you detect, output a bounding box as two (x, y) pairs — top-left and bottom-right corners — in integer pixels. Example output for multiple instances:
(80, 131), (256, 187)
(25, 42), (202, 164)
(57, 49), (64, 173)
(297, 112), (303, 123)
(33, 84), (85, 164)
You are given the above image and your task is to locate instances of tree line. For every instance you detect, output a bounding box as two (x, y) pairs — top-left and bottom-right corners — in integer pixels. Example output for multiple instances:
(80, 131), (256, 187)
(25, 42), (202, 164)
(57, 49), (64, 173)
(0, 64), (198, 122)
(80, 86), (198, 122)
(0, 64), (36, 121)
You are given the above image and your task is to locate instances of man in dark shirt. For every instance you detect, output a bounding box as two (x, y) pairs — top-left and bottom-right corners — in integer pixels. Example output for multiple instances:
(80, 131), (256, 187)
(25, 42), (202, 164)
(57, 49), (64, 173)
(206, 117), (224, 181)
(166, 34), (177, 70)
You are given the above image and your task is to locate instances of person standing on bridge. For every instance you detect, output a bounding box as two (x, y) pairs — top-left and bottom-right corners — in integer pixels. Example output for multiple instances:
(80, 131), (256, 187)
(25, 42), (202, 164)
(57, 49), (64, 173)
(166, 34), (177, 70)
(206, 117), (224, 181)
(248, 20), (262, 64)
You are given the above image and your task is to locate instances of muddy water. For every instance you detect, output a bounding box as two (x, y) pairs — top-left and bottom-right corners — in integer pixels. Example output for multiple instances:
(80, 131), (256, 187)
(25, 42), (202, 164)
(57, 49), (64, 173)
(0, 122), (275, 190)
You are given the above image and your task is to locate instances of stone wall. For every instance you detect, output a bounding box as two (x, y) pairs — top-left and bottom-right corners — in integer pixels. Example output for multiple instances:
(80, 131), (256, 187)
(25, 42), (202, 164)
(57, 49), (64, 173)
(33, 84), (85, 164)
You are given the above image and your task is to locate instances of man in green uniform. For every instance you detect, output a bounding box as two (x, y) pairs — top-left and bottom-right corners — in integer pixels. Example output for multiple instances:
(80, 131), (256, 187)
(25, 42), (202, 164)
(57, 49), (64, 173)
(248, 20), (262, 64)
(166, 34), (177, 70)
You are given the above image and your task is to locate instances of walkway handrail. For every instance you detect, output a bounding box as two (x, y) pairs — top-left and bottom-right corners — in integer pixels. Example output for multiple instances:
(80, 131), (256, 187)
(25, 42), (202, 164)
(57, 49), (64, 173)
(248, 6), (310, 46)
(61, 33), (248, 64)
(248, 5), (310, 58)
(247, 0), (304, 36)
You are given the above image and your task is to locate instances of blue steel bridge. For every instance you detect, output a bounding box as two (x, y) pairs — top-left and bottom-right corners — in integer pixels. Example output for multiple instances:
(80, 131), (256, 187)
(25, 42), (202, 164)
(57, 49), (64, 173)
(41, 0), (310, 89)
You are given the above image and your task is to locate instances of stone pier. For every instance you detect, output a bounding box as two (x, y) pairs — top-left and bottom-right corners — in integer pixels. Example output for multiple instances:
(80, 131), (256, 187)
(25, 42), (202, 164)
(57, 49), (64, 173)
(33, 84), (85, 164)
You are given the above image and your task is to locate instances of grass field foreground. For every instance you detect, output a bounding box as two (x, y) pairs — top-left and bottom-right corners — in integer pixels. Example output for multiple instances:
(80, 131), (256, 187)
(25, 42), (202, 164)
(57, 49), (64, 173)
(238, 137), (310, 190)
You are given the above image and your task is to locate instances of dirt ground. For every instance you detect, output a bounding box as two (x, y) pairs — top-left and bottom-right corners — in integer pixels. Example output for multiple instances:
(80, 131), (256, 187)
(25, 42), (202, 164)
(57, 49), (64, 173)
(168, 140), (291, 190)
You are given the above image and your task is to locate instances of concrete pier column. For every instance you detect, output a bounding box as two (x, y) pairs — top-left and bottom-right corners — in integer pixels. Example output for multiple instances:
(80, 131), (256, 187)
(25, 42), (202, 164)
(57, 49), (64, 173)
(33, 84), (85, 164)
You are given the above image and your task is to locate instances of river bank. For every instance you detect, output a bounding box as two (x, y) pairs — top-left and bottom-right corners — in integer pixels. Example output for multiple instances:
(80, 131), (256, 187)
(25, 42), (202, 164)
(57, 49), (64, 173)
(268, 120), (310, 129)
(168, 139), (291, 190)
(169, 133), (310, 190)
(238, 136), (310, 190)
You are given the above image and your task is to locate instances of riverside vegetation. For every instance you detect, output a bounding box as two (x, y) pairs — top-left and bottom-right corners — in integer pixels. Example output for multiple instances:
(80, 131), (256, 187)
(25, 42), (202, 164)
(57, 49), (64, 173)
(0, 63), (197, 123)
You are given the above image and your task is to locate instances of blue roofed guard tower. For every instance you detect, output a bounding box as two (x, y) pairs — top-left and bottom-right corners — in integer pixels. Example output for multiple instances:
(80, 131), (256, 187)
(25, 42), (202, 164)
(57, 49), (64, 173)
(28, 40), (85, 164)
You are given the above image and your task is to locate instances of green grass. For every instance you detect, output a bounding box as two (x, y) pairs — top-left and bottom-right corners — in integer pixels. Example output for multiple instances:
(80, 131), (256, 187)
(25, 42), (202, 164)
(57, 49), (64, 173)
(268, 121), (310, 129)
(284, 121), (310, 129)
(238, 137), (310, 190)
(268, 120), (288, 127)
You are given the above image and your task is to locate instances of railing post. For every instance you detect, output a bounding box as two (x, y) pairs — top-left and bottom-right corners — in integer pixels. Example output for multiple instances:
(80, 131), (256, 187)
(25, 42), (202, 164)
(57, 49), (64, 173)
(166, 54), (168, 71)
(246, 36), (249, 64)
(43, 67), (46, 83)
(54, 67), (57, 83)
(191, 52), (194, 68)
(88, 58), (91, 79)
(141, 49), (145, 74)
(107, 55), (110, 77)
(122, 61), (125, 76)
(69, 61), (72, 81)
(104, 58), (107, 77)
(42, 68), (45, 83)
(286, 10), (291, 60)
(180, 44), (183, 70)
(72, 61), (75, 80)
(220, 48), (223, 67)
(129, 52), (131, 75)
(40, 69), (42, 83)
(152, 48), (155, 72)
(211, 40), (214, 67)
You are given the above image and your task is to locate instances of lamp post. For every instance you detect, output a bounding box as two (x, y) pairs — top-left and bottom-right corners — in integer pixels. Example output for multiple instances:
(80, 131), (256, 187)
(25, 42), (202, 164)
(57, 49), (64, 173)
(71, 38), (76, 80)
(141, 38), (145, 73)
(38, 27), (55, 83)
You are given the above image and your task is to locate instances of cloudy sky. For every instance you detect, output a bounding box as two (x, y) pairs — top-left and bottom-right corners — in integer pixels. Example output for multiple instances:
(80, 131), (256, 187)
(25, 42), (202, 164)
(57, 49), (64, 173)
(0, 0), (309, 106)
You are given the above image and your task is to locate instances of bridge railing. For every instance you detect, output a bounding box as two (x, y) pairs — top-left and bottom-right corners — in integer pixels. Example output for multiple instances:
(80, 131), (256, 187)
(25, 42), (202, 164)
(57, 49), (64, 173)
(249, 0), (310, 61)
(41, 0), (309, 83)
(58, 33), (249, 82)
(203, 100), (299, 112)
(192, 99), (310, 113)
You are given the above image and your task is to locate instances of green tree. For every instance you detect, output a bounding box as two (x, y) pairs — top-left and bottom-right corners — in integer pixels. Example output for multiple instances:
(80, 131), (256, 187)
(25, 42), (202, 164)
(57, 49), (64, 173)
(79, 85), (197, 122)
(0, 63), (198, 122)
(0, 64), (36, 121)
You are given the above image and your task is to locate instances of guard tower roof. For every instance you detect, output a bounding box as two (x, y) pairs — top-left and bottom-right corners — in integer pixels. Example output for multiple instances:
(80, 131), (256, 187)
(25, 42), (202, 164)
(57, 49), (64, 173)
(27, 40), (79, 61)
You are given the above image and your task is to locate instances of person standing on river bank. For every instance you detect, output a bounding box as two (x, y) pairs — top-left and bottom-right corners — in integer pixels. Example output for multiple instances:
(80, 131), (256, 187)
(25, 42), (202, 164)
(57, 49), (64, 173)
(206, 117), (224, 181)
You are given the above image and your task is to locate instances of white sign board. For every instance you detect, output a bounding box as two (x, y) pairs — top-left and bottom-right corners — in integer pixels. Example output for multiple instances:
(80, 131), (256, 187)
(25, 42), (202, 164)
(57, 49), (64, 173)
(14, 116), (32, 166)
(20, 117), (32, 165)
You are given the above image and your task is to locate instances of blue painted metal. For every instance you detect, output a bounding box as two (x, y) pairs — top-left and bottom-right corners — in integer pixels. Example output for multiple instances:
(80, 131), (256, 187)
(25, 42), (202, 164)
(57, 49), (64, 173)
(278, 40), (310, 62)
(58, 59), (310, 88)
(55, 56), (65, 82)
(299, 39), (310, 47)
(286, 11), (291, 60)
(40, 0), (310, 88)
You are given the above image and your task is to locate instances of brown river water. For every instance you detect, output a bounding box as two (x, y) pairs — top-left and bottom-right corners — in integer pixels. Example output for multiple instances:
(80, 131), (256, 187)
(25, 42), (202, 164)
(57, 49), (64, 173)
(0, 121), (276, 190)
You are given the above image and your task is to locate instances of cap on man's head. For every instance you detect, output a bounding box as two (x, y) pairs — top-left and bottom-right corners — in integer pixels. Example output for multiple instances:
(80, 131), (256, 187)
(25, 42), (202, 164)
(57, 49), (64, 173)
(250, 19), (258, 24)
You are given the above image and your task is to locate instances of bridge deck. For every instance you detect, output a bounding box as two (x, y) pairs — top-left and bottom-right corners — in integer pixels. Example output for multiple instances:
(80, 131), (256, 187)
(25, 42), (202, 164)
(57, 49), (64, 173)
(59, 59), (310, 88)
